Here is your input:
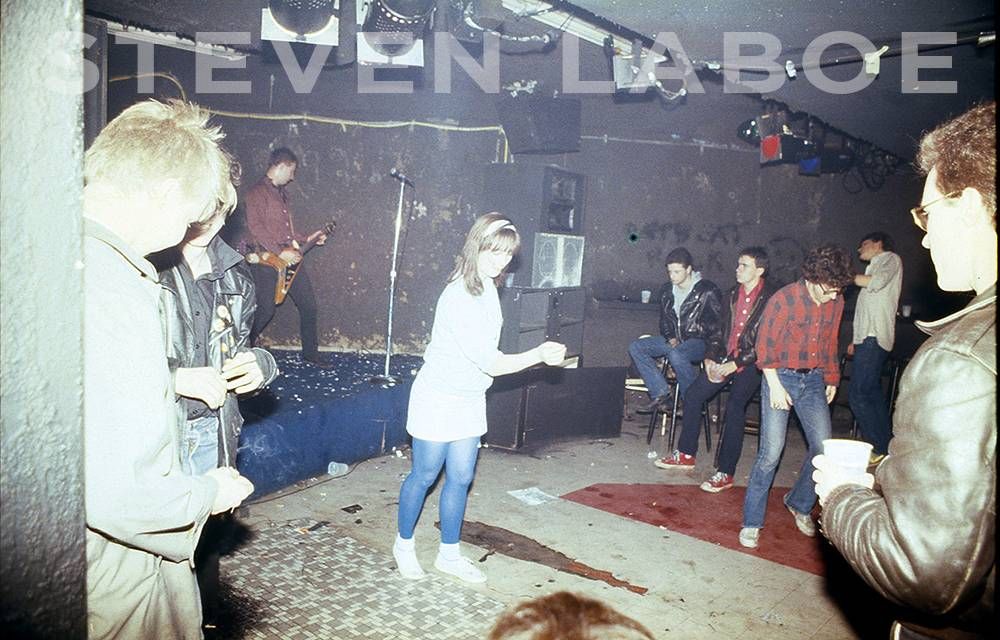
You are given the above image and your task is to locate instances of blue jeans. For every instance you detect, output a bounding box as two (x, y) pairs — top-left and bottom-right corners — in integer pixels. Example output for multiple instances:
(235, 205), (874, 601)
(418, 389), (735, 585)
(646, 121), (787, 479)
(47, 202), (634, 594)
(181, 415), (220, 475)
(742, 369), (831, 529)
(628, 336), (705, 400)
(849, 337), (892, 455)
(397, 436), (480, 544)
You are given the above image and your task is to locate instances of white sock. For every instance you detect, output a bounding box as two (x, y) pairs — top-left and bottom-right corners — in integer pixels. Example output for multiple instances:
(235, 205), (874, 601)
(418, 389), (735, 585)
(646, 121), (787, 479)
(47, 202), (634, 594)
(393, 534), (425, 579)
(438, 542), (461, 561)
(395, 534), (415, 550)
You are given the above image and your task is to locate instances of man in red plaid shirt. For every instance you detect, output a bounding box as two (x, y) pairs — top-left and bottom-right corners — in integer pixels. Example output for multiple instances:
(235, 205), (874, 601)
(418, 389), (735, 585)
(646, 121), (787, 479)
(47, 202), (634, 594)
(738, 245), (853, 549)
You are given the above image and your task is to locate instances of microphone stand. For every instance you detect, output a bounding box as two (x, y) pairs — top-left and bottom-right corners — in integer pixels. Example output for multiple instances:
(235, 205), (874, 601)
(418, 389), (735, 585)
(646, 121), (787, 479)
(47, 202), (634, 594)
(370, 174), (411, 386)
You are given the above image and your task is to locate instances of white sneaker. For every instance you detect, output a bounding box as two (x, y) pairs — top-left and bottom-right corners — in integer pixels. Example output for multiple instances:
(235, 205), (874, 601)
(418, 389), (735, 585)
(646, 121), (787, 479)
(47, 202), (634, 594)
(392, 541), (426, 580)
(786, 505), (817, 537)
(434, 554), (487, 584)
(739, 527), (760, 549)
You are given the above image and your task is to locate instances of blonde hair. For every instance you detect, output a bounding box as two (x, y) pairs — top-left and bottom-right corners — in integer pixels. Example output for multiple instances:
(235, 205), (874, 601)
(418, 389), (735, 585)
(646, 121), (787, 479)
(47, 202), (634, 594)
(85, 99), (237, 226)
(450, 212), (521, 296)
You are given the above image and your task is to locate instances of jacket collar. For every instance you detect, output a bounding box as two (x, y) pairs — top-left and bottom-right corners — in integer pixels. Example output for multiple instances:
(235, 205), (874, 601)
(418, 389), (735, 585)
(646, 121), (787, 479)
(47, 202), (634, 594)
(210, 236), (245, 294)
(916, 283), (997, 336)
(159, 236), (245, 296)
(84, 218), (159, 282)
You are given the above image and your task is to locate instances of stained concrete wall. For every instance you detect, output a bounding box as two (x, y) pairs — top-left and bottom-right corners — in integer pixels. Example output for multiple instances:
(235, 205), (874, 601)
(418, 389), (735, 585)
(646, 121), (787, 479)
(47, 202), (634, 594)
(1, 2), (87, 638)
(102, 34), (944, 368)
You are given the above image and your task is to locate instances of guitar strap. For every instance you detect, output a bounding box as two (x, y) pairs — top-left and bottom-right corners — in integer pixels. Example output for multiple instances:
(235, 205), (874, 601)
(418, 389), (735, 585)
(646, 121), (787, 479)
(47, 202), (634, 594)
(281, 186), (297, 241)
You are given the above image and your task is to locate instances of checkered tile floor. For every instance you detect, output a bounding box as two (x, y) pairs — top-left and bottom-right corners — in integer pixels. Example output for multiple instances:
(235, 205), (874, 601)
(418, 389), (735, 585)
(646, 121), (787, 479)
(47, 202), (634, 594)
(216, 519), (507, 639)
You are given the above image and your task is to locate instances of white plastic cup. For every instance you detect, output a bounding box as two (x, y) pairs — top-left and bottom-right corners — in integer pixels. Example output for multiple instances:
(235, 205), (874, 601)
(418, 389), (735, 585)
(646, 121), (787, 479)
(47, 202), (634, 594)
(822, 439), (872, 474)
(640, 289), (652, 304)
(327, 461), (349, 477)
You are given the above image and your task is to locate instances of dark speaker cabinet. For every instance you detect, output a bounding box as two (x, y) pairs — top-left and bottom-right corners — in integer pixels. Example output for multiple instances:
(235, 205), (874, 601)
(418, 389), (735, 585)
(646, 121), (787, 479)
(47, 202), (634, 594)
(485, 367), (626, 450)
(482, 163), (586, 288)
(498, 286), (585, 359)
(494, 96), (582, 154)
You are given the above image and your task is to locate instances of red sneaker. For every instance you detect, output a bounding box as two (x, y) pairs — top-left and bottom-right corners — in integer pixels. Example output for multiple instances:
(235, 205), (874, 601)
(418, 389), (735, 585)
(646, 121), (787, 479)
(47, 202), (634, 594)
(700, 471), (734, 493)
(654, 450), (695, 470)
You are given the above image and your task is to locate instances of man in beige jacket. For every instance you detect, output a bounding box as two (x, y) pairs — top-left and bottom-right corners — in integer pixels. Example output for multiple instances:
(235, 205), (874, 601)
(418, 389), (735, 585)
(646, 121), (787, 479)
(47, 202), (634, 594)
(83, 99), (254, 639)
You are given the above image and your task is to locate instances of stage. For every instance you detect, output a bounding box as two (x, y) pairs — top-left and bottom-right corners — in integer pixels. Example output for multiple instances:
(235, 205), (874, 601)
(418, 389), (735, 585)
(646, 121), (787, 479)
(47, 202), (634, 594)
(236, 350), (421, 498)
(236, 350), (626, 497)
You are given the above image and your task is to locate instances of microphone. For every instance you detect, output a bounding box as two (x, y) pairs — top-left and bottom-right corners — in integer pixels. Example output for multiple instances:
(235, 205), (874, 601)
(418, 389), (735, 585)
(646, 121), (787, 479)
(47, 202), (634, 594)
(389, 168), (414, 186)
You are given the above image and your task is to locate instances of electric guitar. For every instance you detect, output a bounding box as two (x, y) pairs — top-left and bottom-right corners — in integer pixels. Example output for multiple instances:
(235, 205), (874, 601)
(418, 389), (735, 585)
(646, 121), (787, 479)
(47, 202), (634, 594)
(248, 221), (336, 305)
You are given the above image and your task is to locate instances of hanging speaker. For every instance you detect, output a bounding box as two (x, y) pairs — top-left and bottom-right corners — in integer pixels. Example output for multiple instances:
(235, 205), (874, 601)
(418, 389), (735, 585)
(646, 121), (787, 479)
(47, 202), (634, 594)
(496, 96), (581, 154)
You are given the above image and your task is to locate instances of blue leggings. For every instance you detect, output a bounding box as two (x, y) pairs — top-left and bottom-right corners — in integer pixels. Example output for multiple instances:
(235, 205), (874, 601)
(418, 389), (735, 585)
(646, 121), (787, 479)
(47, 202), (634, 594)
(397, 436), (481, 544)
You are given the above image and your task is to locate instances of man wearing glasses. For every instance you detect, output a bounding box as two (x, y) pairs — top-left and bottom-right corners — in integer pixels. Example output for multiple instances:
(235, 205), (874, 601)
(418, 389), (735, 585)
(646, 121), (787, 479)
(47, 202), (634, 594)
(815, 102), (995, 639)
(848, 231), (903, 466)
(738, 245), (854, 549)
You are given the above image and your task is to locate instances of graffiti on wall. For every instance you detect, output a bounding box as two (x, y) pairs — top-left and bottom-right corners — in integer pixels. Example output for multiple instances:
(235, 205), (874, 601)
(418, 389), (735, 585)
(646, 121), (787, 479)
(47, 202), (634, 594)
(622, 219), (807, 288)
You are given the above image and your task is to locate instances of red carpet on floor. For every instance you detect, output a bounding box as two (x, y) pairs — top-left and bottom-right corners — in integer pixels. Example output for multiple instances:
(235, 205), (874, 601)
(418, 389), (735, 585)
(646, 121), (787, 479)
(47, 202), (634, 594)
(562, 483), (826, 576)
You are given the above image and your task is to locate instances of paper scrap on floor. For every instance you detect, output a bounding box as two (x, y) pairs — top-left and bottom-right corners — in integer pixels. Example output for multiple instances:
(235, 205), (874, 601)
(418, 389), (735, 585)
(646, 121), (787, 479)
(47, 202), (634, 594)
(507, 487), (558, 506)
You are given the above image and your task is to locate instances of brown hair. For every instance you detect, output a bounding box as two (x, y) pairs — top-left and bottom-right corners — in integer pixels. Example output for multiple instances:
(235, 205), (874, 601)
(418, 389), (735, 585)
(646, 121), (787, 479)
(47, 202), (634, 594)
(916, 101), (996, 223)
(268, 147), (298, 168)
(801, 244), (853, 289)
(450, 212), (521, 296)
(487, 591), (655, 640)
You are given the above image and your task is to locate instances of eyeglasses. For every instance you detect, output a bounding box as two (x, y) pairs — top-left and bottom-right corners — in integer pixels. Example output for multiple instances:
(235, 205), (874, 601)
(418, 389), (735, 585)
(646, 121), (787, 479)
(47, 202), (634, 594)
(819, 284), (841, 296)
(910, 191), (960, 231)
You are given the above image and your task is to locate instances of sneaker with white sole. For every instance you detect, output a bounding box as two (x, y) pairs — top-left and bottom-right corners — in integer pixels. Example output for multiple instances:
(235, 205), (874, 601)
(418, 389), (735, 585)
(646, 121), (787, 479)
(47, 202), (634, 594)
(434, 554), (486, 584)
(738, 527), (760, 548)
(392, 541), (426, 580)
(785, 503), (817, 537)
(700, 471), (734, 493)
(653, 450), (696, 470)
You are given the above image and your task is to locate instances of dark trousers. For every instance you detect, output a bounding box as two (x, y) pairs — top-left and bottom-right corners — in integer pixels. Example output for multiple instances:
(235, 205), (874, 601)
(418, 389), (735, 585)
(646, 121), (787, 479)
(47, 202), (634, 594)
(194, 513), (231, 624)
(677, 365), (761, 474)
(249, 262), (320, 359)
(849, 337), (892, 455)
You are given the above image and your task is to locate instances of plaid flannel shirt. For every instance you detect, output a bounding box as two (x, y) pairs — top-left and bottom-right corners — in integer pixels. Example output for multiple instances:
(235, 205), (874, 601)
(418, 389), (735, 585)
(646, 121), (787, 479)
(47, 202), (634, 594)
(755, 280), (844, 386)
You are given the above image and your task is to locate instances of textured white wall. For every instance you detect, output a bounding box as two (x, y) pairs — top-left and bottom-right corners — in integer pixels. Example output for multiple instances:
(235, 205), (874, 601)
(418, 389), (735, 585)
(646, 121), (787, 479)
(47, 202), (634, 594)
(1, 2), (87, 637)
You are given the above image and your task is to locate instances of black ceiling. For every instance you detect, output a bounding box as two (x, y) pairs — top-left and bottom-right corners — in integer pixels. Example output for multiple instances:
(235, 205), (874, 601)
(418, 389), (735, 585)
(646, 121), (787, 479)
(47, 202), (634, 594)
(85, 1), (995, 159)
(563, 0), (996, 159)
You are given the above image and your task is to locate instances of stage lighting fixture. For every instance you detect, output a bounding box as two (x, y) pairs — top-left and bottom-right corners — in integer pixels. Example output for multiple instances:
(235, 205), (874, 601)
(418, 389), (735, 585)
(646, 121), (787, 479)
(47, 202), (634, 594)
(263, 0), (339, 45)
(759, 134), (782, 164)
(473, 0), (506, 31)
(737, 118), (760, 144)
(361, 0), (435, 57)
(798, 155), (822, 176)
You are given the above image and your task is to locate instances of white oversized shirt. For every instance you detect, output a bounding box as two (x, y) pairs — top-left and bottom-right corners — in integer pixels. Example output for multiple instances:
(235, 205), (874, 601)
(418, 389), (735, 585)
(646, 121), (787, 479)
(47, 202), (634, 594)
(406, 277), (504, 442)
(853, 251), (903, 351)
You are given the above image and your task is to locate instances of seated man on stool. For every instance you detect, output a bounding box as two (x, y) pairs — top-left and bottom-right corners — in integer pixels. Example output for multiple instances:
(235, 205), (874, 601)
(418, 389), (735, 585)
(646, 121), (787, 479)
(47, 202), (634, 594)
(654, 247), (776, 484)
(629, 247), (722, 414)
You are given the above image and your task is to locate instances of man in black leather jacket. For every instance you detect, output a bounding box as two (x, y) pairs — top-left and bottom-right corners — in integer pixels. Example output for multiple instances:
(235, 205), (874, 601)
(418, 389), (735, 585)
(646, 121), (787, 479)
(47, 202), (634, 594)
(654, 248), (776, 484)
(814, 102), (995, 639)
(156, 211), (279, 625)
(628, 247), (722, 413)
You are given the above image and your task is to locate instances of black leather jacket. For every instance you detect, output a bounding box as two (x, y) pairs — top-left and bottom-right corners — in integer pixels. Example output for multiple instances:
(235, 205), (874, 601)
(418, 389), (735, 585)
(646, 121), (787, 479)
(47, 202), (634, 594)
(658, 277), (723, 343)
(159, 237), (278, 468)
(821, 285), (995, 638)
(704, 280), (778, 368)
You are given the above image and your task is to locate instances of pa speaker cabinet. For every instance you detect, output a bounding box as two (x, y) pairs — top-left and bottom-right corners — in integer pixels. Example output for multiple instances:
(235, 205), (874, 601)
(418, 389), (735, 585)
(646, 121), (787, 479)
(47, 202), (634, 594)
(482, 163), (585, 287)
(485, 367), (625, 450)
(498, 286), (585, 360)
(495, 96), (581, 154)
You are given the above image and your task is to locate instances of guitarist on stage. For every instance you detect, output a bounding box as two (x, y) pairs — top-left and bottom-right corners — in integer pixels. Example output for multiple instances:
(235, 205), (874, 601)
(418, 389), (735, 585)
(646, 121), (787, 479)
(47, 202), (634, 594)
(241, 147), (332, 367)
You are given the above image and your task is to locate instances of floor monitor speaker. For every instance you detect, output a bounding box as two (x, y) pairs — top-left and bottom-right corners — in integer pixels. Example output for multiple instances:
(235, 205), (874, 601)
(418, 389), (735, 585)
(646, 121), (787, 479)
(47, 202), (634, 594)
(485, 366), (625, 450)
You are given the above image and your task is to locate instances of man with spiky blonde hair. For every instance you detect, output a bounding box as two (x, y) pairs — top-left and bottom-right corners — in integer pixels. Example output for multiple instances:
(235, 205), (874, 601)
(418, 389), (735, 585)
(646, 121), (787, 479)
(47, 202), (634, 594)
(83, 99), (254, 639)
